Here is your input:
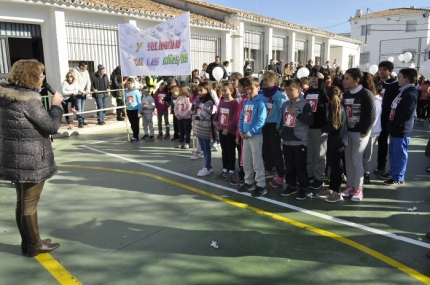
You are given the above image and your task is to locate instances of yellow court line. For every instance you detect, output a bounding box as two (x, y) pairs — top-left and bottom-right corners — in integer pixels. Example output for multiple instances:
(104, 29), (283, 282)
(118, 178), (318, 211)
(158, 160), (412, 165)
(58, 164), (430, 284)
(35, 253), (82, 284)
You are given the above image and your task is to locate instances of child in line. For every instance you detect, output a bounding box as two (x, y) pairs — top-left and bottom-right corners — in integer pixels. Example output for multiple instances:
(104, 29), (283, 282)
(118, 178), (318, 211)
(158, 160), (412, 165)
(237, 78), (267, 197)
(190, 77), (203, 159)
(230, 72), (243, 102)
(193, 82), (215, 176)
(213, 82), (238, 181)
(174, 85), (193, 149)
(170, 85), (180, 141)
(230, 77), (249, 186)
(141, 86), (155, 141)
(204, 78), (220, 151)
(154, 82), (170, 139)
(341, 69), (376, 202)
(279, 78), (314, 200)
(317, 85), (348, 203)
(362, 72), (382, 183)
(124, 78), (142, 143)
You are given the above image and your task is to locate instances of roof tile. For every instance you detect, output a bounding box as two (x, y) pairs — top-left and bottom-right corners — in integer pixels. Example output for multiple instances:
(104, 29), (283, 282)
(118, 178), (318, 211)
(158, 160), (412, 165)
(350, 8), (430, 20)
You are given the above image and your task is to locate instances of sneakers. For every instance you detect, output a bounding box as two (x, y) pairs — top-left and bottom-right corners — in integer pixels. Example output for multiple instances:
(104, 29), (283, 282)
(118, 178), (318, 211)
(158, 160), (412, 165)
(190, 152), (202, 160)
(296, 188), (312, 200)
(373, 167), (385, 175)
(251, 186), (267, 197)
(238, 183), (256, 192)
(325, 191), (344, 203)
(308, 176), (315, 183)
(211, 142), (219, 151)
(265, 171), (274, 179)
(184, 144), (189, 149)
(351, 189), (363, 202)
(380, 173), (392, 180)
(230, 177), (245, 187)
(310, 179), (323, 190)
(147, 135), (154, 141)
(117, 117), (125, 121)
(130, 137), (138, 143)
(157, 133), (163, 139)
(216, 171), (227, 180)
(383, 179), (404, 186)
(316, 189), (333, 198)
(78, 122), (84, 128)
(197, 168), (211, 177)
(177, 144), (184, 149)
(364, 173), (370, 184)
(171, 137), (179, 141)
(269, 176), (284, 188)
(341, 186), (354, 197)
(164, 133), (170, 139)
(141, 135), (149, 140)
(281, 185), (297, 196)
(225, 172), (235, 182)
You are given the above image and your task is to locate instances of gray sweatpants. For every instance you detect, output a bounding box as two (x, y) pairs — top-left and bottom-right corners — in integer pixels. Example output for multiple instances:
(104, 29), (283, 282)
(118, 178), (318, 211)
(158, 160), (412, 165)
(363, 136), (378, 174)
(345, 132), (370, 190)
(243, 134), (265, 187)
(142, 113), (154, 136)
(306, 128), (328, 181)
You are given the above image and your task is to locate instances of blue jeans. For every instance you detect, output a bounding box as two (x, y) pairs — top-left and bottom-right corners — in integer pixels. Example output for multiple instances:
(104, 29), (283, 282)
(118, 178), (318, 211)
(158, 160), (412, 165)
(198, 138), (211, 169)
(389, 136), (410, 182)
(95, 94), (108, 122)
(75, 95), (86, 123)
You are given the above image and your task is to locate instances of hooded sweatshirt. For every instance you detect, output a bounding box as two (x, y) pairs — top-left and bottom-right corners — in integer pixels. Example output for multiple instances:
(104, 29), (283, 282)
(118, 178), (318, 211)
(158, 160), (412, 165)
(236, 94), (249, 139)
(279, 94), (314, 146)
(262, 87), (286, 128)
(154, 90), (169, 113)
(72, 66), (91, 94)
(141, 95), (156, 114)
(239, 94), (266, 136)
(124, 88), (142, 113)
(387, 84), (418, 138)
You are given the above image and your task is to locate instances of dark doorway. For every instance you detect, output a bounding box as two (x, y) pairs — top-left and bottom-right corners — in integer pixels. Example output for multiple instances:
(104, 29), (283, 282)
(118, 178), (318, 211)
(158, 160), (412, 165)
(8, 38), (44, 66)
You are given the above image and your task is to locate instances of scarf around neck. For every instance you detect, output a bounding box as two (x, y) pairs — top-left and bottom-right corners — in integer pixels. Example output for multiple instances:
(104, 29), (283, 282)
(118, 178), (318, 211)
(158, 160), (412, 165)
(262, 85), (279, 97)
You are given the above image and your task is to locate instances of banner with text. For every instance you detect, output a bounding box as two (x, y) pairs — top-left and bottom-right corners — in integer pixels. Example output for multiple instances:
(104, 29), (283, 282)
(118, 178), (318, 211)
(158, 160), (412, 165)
(118, 12), (191, 76)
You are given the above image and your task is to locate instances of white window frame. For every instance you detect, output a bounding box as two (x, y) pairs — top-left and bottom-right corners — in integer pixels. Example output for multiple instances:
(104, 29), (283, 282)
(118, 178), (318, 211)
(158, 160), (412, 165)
(406, 21), (417, 32)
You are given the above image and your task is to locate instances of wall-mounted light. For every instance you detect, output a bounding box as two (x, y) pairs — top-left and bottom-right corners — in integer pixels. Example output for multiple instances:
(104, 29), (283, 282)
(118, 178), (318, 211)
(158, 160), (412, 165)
(423, 12), (429, 18)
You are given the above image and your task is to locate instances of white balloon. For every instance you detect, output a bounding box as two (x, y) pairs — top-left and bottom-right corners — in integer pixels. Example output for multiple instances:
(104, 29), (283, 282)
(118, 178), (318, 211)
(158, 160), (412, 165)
(365, 62), (370, 68)
(391, 72), (397, 78)
(212, 66), (224, 82)
(420, 60), (430, 79)
(403, 52), (413, 63)
(410, 63), (415, 68)
(387, 56), (394, 62)
(297, 67), (310, 78)
(398, 54), (404, 62)
(369, 64), (378, 75)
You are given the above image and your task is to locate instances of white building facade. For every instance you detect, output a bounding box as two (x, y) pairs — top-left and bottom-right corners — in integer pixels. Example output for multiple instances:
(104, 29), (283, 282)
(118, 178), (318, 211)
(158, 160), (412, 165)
(350, 7), (430, 72)
(0, 0), (362, 95)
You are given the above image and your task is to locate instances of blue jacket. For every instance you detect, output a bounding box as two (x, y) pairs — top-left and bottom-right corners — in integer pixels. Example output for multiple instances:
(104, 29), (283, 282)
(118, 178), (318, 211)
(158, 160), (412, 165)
(263, 90), (286, 128)
(124, 88), (142, 113)
(239, 94), (266, 136)
(387, 84), (418, 138)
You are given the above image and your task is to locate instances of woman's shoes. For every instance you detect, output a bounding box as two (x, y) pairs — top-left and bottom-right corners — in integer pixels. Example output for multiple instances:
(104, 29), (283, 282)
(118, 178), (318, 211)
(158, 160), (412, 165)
(67, 123), (73, 130)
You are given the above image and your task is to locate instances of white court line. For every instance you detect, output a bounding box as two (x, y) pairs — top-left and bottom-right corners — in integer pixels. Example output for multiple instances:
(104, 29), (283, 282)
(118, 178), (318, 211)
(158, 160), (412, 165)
(87, 137), (125, 145)
(80, 144), (430, 250)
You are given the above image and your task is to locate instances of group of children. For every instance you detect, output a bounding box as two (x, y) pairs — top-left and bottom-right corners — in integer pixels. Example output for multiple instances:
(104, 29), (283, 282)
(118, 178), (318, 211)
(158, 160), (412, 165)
(123, 60), (419, 203)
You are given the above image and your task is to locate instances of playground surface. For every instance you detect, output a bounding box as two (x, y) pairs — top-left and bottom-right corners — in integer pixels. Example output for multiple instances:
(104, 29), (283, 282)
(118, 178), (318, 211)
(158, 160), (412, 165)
(0, 122), (430, 285)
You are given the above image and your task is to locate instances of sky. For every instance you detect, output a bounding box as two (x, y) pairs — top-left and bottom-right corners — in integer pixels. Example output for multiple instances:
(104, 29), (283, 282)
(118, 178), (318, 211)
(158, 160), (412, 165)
(204, 0), (430, 34)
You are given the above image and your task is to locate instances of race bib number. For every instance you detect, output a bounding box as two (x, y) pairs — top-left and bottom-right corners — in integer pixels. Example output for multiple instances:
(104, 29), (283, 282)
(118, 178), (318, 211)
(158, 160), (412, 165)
(283, 110), (296, 127)
(158, 94), (165, 104)
(197, 103), (204, 115)
(344, 98), (354, 118)
(126, 95), (135, 104)
(243, 105), (253, 123)
(178, 103), (185, 111)
(219, 108), (229, 125)
(266, 102), (273, 118)
(306, 94), (318, 112)
(389, 94), (402, 121)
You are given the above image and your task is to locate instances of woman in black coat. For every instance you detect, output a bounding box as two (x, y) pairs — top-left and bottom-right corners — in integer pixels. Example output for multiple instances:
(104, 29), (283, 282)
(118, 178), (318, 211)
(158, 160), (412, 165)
(0, 59), (63, 257)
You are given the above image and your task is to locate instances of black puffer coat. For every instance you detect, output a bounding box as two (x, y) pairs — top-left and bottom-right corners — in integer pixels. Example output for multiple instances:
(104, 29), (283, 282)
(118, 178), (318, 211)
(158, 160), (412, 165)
(0, 83), (63, 183)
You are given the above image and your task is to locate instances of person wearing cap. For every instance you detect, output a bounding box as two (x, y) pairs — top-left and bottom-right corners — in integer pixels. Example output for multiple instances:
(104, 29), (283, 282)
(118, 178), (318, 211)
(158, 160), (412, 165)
(91, 64), (110, 125)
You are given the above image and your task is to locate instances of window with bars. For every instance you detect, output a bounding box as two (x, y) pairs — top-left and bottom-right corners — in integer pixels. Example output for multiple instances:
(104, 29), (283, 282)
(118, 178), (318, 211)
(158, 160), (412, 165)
(314, 42), (324, 65)
(360, 52), (370, 65)
(272, 36), (287, 64)
(406, 21), (417, 32)
(294, 39), (307, 64)
(191, 35), (221, 70)
(361, 25), (370, 36)
(244, 30), (264, 72)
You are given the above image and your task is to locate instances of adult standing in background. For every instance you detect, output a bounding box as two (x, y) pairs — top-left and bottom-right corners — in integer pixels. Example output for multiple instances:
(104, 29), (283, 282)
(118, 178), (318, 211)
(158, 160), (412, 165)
(91, 64), (110, 125)
(207, 56), (227, 81)
(73, 61), (91, 128)
(110, 66), (125, 121)
(332, 59), (339, 69)
(306, 60), (314, 72)
(0, 59), (63, 257)
(276, 59), (284, 77)
(243, 61), (253, 77)
(200, 63), (209, 80)
(223, 61), (231, 78)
